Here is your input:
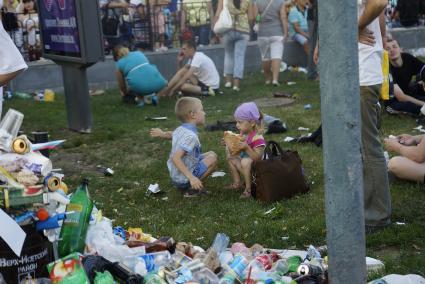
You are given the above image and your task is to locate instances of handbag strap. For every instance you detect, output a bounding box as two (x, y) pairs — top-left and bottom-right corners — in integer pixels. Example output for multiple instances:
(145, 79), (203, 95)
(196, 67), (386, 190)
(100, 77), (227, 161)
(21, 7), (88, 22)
(259, 0), (275, 21)
(262, 140), (285, 160)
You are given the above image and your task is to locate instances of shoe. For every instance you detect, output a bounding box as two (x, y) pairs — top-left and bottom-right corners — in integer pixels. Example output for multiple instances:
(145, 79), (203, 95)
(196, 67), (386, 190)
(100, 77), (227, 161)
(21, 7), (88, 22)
(272, 80), (280, 86)
(233, 86), (240, 92)
(365, 224), (390, 234)
(224, 82), (232, 88)
(297, 133), (314, 143)
(265, 80), (271, 85)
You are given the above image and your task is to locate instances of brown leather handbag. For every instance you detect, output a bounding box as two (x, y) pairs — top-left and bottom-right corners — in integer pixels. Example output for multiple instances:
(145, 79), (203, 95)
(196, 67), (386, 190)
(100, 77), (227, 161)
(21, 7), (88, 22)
(252, 141), (310, 203)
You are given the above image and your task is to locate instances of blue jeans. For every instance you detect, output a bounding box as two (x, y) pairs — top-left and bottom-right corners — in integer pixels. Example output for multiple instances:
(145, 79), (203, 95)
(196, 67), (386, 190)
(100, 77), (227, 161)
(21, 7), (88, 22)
(222, 30), (249, 79)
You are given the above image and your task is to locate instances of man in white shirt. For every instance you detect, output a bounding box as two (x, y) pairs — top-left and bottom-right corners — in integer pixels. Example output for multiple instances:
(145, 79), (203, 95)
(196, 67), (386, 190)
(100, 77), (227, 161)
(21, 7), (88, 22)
(158, 40), (220, 97)
(0, 5), (28, 117)
(357, 0), (391, 232)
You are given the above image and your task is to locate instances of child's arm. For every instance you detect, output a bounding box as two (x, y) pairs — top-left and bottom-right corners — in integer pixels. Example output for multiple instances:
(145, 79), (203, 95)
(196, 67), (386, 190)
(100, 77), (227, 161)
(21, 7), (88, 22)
(172, 149), (203, 189)
(150, 128), (173, 140)
(241, 144), (265, 161)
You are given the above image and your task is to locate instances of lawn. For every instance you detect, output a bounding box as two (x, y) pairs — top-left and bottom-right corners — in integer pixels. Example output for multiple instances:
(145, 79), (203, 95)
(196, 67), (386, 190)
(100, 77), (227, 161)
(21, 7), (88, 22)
(6, 70), (425, 277)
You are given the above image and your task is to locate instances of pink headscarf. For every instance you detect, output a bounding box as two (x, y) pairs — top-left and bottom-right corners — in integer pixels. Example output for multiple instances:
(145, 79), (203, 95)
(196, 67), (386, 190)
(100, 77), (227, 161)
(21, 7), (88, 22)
(234, 102), (261, 123)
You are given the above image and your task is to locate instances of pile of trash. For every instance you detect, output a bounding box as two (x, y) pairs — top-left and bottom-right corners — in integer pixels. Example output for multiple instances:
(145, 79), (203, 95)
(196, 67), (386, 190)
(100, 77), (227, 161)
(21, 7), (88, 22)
(1, 109), (424, 284)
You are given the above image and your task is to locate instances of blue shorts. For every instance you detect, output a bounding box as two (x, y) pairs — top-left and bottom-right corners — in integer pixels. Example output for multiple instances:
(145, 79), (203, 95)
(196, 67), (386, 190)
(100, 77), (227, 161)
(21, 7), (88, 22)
(172, 160), (208, 189)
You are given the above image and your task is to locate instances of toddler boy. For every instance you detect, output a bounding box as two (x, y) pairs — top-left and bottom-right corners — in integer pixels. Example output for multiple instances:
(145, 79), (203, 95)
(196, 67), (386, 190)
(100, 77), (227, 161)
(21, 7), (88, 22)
(150, 97), (217, 196)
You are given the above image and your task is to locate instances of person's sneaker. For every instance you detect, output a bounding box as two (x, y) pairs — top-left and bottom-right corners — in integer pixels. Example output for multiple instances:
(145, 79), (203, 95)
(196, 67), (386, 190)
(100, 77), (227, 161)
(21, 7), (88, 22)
(272, 80), (280, 87)
(224, 82), (232, 88)
(265, 80), (271, 85)
(233, 86), (240, 92)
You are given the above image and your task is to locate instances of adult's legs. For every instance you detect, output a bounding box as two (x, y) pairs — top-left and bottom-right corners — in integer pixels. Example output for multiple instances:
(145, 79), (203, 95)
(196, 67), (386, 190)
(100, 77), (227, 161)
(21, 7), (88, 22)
(388, 156), (425, 183)
(360, 85), (391, 227)
(269, 36), (284, 84)
(262, 60), (272, 83)
(258, 37), (271, 83)
(159, 67), (188, 96)
(307, 19), (318, 80)
(232, 33), (249, 88)
(222, 31), (235, 85)
(180, 83), (202, 95)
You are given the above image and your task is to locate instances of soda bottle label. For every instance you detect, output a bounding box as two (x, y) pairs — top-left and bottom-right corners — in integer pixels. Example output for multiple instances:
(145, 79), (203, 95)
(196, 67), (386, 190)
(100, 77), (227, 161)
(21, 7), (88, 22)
(140, 255), (156, 272)
(63, 203), (83, 226)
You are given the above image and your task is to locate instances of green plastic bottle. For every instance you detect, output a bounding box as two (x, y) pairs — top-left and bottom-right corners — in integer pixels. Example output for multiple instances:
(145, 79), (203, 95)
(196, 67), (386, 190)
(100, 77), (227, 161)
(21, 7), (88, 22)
(58, 178), (93, 257)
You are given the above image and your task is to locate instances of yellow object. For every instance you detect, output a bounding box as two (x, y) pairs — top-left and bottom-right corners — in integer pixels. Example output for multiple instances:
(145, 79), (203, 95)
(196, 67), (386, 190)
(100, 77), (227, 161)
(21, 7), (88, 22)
(60, 182), (68, 194)
(128, 227), (154, 242)
(45, 175), (61, 191)
(44, 89), (55, 102)
(12, 135), (31, 154)
(381, 50), (390, 100)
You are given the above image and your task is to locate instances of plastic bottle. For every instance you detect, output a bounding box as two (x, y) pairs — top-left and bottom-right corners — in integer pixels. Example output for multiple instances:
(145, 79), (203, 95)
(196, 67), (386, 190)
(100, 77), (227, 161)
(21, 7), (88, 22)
(58, 178), (94, 256)
(141, 251), (172, 272)
(271, 259), (289, 276)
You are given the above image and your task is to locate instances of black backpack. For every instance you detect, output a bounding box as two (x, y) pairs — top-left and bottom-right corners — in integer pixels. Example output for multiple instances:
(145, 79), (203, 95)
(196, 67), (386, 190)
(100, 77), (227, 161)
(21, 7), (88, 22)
(102, 9), (120, 37)
(1, 9), (18, 31)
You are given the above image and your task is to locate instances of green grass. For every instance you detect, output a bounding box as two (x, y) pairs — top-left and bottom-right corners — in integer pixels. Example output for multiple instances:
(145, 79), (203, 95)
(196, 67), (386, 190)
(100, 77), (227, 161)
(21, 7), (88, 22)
(7, 70), (425, 277)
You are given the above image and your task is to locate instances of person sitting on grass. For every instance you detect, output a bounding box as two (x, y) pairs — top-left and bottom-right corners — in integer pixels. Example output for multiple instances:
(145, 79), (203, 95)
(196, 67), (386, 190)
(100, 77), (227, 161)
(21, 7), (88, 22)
(225, 102), (266, 198)
(149, 97), (218, 197)
(158, 40), (220, 97)
(384, 133), (425, 183)
(112, 45), (167, 107)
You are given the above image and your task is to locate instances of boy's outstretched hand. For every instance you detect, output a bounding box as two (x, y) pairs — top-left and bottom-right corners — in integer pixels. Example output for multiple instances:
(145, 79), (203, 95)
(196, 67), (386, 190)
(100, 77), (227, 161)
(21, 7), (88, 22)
(150, 128), (165, 138)
(189, 176), (203, 190)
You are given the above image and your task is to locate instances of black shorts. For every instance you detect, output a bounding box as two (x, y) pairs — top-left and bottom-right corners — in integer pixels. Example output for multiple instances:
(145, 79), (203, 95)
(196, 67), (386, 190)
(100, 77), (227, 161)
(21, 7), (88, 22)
(197, 81), (219, 95)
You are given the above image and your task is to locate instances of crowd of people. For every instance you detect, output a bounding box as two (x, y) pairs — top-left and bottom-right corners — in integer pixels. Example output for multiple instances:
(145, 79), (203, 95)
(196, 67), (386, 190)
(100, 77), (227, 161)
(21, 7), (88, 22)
(1, 0), (425, 234)
(1, 0), (425, 62)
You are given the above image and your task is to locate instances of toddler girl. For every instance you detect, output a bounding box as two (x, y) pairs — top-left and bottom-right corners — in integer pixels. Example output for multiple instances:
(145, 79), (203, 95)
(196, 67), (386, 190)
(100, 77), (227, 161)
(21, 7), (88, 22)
(226, 102), (266, 198)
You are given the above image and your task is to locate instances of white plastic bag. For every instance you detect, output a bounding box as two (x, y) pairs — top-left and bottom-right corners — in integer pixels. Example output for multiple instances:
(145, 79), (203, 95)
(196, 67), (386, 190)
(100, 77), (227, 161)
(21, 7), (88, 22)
(213, 0), (232, 34)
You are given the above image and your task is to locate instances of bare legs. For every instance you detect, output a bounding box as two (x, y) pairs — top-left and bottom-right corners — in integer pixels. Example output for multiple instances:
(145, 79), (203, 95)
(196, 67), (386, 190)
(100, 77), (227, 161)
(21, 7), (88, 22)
(226, 155), (253, 197)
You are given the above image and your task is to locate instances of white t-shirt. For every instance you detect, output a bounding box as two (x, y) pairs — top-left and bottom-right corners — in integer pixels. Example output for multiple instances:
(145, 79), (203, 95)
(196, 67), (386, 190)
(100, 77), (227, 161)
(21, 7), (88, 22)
(357, 0), (383, 86)
(0, 21), (27, 76)
(189, 52), (220, 89)
(0, 20), (27, 118)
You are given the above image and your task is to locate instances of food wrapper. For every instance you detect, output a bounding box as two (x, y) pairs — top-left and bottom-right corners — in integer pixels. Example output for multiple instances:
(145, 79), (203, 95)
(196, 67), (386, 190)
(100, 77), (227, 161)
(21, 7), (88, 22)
(47, 253), (89, 284)
(223, 131), (244, 156)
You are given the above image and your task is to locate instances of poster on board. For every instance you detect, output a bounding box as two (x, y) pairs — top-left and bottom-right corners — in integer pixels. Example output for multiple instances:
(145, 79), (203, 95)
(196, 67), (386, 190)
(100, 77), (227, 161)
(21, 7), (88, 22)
(38, 0), (81, 58)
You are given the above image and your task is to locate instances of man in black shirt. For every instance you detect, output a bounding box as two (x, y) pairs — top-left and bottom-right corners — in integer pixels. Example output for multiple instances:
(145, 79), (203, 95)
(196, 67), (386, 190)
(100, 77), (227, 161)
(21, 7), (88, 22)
(387, 39), (425, 97)
(394, 0), (421, 27)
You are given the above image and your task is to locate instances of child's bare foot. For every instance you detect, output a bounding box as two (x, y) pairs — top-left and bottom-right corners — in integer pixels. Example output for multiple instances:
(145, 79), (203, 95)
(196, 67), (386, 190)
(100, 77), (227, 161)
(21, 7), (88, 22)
(224, 183), (243, 190)
(239, 190), (252, 199)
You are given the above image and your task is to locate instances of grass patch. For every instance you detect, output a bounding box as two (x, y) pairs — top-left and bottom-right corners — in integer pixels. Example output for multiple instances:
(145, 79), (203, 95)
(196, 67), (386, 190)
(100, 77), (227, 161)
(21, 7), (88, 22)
(7, 70), (425, 276)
